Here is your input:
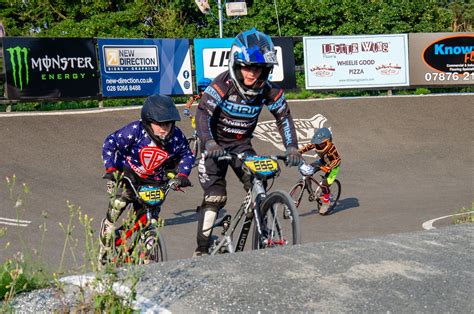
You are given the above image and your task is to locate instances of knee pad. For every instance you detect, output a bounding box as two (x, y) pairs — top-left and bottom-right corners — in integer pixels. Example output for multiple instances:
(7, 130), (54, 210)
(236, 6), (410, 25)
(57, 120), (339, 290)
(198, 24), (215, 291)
(108, 197), (127, 222)
(200, 207), (218, 238)
(203, 195), (227, 209)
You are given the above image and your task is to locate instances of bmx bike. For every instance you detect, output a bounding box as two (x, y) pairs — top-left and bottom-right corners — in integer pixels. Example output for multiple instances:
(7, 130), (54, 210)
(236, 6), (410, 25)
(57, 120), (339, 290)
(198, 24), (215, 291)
(207, 152), (301, 255)
(289, 164), (341, 215)
(107, 175), (182, 265)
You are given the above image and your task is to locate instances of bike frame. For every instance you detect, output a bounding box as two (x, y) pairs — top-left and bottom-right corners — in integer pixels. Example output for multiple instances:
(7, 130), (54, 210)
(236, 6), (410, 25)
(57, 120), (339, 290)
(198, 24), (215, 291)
(209, 178), (267, 255)
(113, 176), (174, 253)
(209, 153), (287, 255)
(292, 168), (341, 211)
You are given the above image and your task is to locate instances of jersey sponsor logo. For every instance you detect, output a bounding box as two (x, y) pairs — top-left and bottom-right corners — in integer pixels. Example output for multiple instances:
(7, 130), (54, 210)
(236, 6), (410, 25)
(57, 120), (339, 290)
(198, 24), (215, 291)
(220, 101), (262, 118)
(222, 126), (246, 134)
(205, 85), (222, 102)
(222, 118), (251, 128)
(267, 95), (285, 111)
(228, 94), (238, 102)
(139, 146), (169, 172)
(254, 114), (329, 157)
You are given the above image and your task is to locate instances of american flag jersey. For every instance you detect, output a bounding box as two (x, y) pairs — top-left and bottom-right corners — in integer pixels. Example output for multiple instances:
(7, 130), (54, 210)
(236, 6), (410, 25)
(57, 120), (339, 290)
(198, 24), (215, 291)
(102, 120), (195, 180)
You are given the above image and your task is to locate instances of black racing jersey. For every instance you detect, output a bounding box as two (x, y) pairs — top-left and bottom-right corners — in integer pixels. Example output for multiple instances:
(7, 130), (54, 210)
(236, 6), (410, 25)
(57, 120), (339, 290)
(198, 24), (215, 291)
(195, 71), (298, 149)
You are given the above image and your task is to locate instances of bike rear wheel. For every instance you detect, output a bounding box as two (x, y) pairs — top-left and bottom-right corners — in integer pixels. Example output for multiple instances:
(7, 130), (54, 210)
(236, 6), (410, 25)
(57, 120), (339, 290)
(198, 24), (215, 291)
(252, 190), (301, 250)
(289, 180), (305, 208)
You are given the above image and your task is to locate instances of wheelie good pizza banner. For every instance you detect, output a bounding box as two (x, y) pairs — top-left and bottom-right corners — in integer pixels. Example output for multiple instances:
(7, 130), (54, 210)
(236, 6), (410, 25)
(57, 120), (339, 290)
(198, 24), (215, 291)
(2, 37), (99, 100)
(193, 37), (297, 90)
(98, 38), (193, 97)
(303, 34), (409, 90)
(409, 32), (474, 86)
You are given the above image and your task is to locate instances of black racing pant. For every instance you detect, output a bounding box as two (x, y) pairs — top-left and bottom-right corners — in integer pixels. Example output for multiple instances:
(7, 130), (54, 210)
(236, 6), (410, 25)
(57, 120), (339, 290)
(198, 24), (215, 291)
(107, 167), (162, 222)
(195, 141), (256, 252)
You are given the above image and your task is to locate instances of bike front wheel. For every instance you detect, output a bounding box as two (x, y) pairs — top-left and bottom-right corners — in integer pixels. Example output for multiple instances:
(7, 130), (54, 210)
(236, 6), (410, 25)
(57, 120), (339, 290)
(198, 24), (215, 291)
(289, 180), (305, 208)
(140, 229), (167, 264)
(252, 190), (301, 250)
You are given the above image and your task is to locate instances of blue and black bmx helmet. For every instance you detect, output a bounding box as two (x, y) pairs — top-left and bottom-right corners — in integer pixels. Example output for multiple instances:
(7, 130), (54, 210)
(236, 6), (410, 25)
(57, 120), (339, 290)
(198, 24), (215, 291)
(229, 28), (278, 100)
(197, 77), (212, 93)
(311, 127), (333, 153)
(141, 94), (181, 146)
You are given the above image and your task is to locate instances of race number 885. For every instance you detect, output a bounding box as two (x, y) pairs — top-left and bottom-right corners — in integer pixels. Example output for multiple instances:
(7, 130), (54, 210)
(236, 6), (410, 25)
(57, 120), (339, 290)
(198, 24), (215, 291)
(253, 160), (275, 171)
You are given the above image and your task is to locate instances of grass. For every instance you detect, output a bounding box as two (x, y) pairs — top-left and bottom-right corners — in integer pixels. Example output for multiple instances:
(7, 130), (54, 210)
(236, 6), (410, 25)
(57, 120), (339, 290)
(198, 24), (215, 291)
(1, 85), (473, 112)
(452, 202), (474, 225)
(0, 175), (159, 312)
(1, 175), (52, 310)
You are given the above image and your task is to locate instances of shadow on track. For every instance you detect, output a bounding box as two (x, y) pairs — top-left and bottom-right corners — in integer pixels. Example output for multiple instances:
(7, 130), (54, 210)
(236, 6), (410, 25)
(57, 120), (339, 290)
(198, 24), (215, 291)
(165, 208), (231, 226)
(299, 197), (360, 217)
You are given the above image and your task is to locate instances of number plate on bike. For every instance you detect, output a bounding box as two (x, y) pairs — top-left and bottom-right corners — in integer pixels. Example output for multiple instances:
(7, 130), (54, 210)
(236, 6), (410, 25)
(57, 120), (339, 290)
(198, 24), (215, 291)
(138, 186), (165, 206)
(244, 156), (279, 178)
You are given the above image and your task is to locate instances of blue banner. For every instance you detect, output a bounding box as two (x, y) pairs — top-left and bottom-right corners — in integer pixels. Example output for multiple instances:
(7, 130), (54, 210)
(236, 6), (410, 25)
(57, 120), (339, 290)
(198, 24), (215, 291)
(98, 38), (193, 97)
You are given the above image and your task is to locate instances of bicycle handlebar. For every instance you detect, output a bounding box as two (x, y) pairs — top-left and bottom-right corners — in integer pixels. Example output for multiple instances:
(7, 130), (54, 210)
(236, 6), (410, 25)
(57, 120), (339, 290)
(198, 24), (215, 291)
(119, 175), (181, 200)
(202, 151), (288, 164)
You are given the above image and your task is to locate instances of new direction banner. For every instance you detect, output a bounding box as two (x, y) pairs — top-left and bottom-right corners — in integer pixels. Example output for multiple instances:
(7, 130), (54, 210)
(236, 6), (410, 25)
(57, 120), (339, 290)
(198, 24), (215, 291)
(193, 37), (296, 90)
(98, 38), (193, 97)
(2, 37), (99, 100)
(304, 34), (409, 90)
(409, 33), (474, 86)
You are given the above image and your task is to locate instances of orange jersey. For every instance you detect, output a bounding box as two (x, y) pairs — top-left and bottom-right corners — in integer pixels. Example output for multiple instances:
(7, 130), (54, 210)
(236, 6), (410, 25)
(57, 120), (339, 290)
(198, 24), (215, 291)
(299, 142), (341, 171)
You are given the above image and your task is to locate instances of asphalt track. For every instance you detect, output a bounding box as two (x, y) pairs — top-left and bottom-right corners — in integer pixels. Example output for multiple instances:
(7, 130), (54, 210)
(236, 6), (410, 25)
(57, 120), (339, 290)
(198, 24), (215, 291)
(0, 94), (472, 271)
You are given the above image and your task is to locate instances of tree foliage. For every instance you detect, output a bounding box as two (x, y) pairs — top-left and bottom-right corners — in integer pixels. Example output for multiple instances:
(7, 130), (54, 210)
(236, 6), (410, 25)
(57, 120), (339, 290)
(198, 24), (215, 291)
(1, 0), (469, 38)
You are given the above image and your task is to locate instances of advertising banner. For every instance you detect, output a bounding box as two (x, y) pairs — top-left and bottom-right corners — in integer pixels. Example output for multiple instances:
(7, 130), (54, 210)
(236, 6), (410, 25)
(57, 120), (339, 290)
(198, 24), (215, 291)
(409, 33), (474, 86)
(98, 38), (193, 97)
(303, 34), (409, 90)
(193, 37), (297, 90)
(2, 37), (99, 100)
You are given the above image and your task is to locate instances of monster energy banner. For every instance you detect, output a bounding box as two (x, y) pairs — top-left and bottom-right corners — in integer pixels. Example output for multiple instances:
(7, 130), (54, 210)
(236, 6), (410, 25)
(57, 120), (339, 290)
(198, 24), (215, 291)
(2, 37), (99, 100)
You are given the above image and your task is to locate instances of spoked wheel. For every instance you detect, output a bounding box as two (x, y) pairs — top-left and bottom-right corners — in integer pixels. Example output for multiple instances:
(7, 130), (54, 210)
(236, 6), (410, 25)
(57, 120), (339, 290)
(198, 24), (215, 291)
(316, 179), (341, 214)
(289, 181), (305, 209)
(187, 137), (200, 167)
(252, 190), (301, 250)
(139, 230), (167, 264)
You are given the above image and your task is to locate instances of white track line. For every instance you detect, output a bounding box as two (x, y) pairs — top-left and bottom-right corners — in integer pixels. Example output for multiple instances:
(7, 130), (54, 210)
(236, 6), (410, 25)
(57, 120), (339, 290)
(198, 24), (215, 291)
(0, 217), (31, 227)
(1, 93), (472, 118)
(0, 217), (31, 223)
(0, 221), (29, 227)
(422, 211), (474, 230)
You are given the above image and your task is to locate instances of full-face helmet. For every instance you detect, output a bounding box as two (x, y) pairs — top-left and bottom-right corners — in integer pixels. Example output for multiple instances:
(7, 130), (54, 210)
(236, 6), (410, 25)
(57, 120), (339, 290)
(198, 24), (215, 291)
(229, 28), (278, 100)
(141, 94), (181, 146)
(311, 127), (333, 154)
(197, 77), (212, 93)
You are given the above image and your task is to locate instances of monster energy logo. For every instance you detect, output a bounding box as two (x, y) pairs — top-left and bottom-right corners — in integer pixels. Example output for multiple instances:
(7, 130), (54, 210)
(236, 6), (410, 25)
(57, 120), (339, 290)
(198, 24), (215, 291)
(6, 46), (29, 90)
